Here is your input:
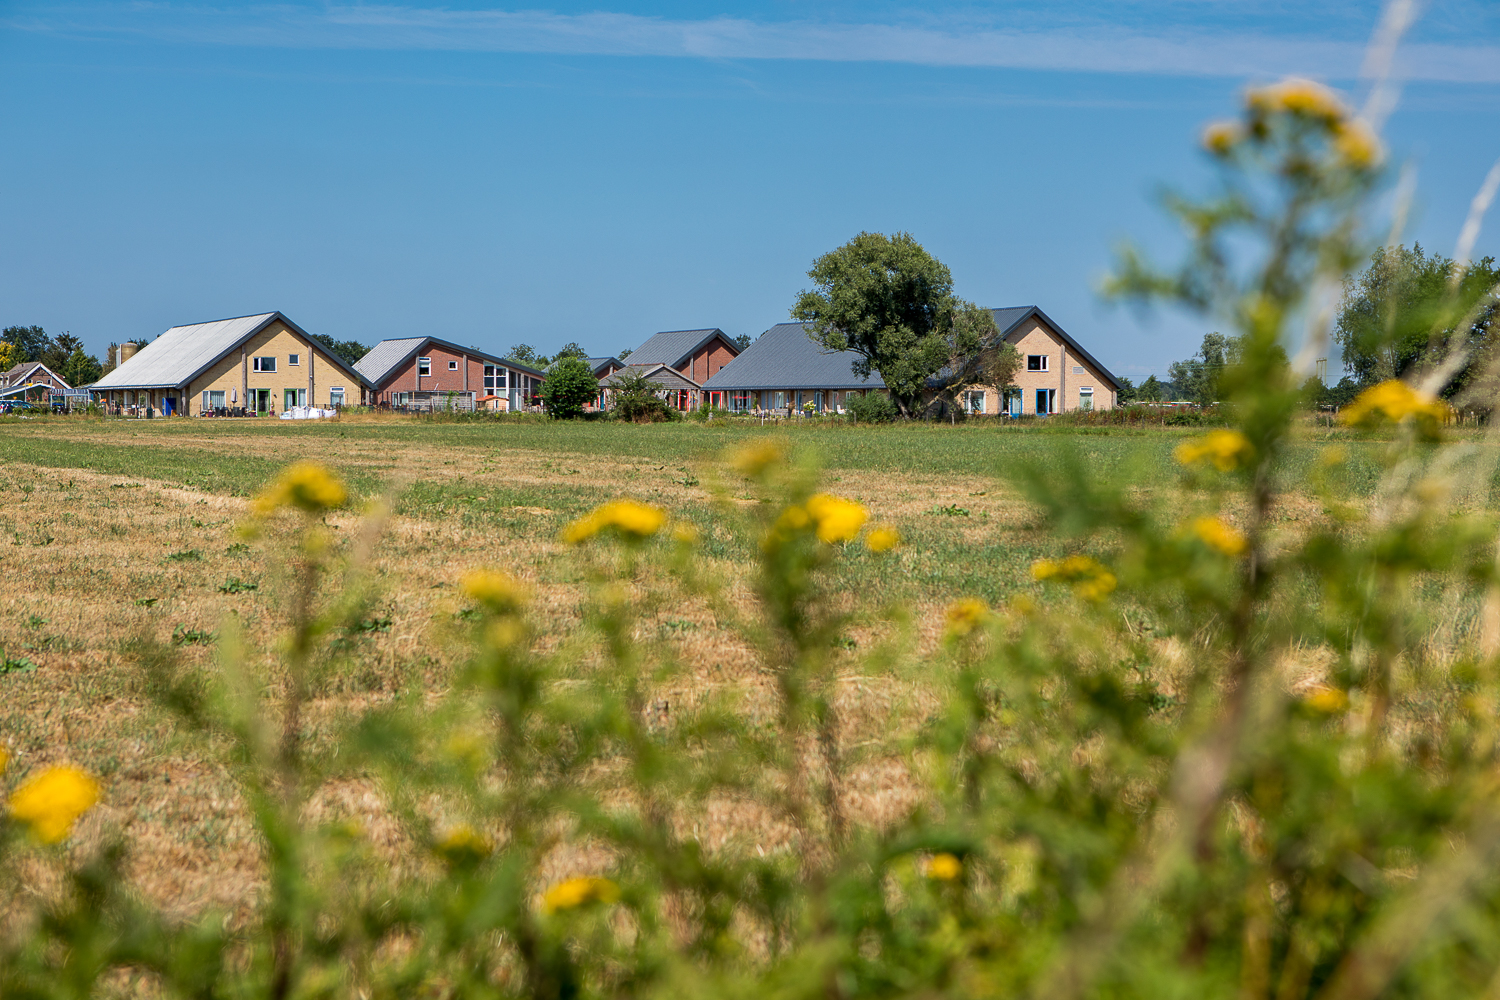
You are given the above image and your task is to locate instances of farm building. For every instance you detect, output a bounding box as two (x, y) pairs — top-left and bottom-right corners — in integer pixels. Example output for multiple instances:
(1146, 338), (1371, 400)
(90, 312), (371, 416)
(1, 361), (73, 394)
(703, 307), (1121, 416)
(354, 337), (547, 412)
(624, 328), (741, 386)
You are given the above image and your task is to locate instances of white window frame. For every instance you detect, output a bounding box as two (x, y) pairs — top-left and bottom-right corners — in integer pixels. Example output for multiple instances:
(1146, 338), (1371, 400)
(418, 357), (431, 377)
(1079, 387), (1095, 411)
(329, 387), (345, 407)
(1027, 355), (1049, 372)
(253, 356), (277, 372)
(289, 353), (300, 366)
(448, 359), (458, 370)
(964, 390), (986, 414)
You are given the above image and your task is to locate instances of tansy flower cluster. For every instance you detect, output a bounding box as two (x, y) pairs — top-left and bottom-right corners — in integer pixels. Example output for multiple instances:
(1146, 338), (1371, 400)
(924, 853), (963, 881)
(561, 499), (667, 544)
(460, 569), (528, 615)
(1031, 555), (1117, 602)
(805, 493), (868, 544)
(865, 524), (901, 553)
(1339, 379), (1450, 433)
(253, 461), (347, 516)
(1174, 429), (1255, 472)
(542, 876), (620, 914)
(9, 765), (100, 843)
(1301, 685), (1350, 715)
(1201, 77), (1381, 170)
(944, 598), (990, 638)
(434, 825), (492, 862)
(1185, 516), (1248, 557)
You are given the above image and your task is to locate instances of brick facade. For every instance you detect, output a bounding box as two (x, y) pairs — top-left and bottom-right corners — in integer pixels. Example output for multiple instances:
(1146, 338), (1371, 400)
(368, 339), (544, 409)
(678, 337), (738, 384)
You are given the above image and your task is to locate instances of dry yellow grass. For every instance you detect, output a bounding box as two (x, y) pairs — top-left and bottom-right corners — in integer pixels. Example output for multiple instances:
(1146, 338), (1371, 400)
(0, 428), (1037, 922)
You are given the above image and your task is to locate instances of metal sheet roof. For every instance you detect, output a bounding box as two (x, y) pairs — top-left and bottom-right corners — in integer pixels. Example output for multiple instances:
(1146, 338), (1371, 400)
(626, 329), (734, 368)
(352, 338), (427, 386)
(702, 324), (883, 391)
(92, 313), (279, 390)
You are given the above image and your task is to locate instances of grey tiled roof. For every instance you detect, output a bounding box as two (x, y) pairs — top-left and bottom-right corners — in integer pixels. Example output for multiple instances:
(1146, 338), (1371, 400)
(626, 329), (734, 368)
(702, 324), (882, 391)
(600, 363), (701, 392)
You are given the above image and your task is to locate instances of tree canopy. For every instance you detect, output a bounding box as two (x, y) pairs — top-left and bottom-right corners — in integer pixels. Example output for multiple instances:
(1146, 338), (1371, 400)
(311, 334), (372, 367)
(552, 342), (589, 362)
(1, 326), (50, 363)
(1334, 243), (1500, 400)
(792, 232), (989, 416)
(507, 344), (548, 367)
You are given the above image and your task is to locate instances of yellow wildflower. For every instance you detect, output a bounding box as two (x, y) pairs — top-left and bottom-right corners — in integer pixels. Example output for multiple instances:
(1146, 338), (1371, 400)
(1340, 379), (1450, 430)
(1302, 685), (1349, 715)
(1248, 78), (1346, 124)
(1202, 120), (1243, 155)
(461, 569), (527, 615)
(925, 852), (963, 881)
(434, 824), (492, 861)
(1031, 555), (1117, 602)
(253, 461), (347, 516)
(945, 598), (990, 638)
(561, 499), (667, 544)
(9, 766), (100, 843)
(865, 524), (902, 553)
(1174, 429), (1255, 472)
(775, 505), (812, 533)
(1333, 119), (1381, 169)
(1188, 516), (1248, 557)
(730, 439), (785, 479)
(542, 876), (620, 914)
(806, 493), (869, 544)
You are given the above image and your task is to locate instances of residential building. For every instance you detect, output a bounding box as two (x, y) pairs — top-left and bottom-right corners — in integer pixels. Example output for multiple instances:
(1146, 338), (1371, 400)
(624, 329), (741, 386)
(354, 337), (547, 412)
(1, 361), (73, 394)
(599, 363), (703, 411)
(700, 323), (883, 413)
(90, 312), (371, 416)
(702, 307), (1121, 416)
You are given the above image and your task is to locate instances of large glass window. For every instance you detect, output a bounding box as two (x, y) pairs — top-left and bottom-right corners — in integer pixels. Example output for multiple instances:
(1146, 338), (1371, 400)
(253, 356), (276, 372)
(330, 388), (345, 407)
(483, 365), (507, 391)
(1027, 355), (1048, 372)
(1079, 387), (1094, 411)
(964, 391), (985, 414)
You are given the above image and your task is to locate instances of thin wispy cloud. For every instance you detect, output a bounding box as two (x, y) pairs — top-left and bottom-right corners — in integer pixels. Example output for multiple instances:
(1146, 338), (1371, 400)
(9, 3), (1500, 83)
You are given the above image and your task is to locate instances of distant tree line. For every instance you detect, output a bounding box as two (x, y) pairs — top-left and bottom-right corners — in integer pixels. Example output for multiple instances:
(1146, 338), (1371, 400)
(1116, 243), (1500, 409)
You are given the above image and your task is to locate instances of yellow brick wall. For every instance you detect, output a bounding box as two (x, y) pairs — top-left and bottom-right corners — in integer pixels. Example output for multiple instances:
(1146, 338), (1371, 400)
(185, 319), (358, 415)
(961, 316), (1115, 415)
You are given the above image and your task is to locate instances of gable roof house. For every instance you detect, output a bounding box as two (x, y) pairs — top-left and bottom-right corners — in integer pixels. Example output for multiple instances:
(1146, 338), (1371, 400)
(701, 322), (882, 413)
(1, 361), (73, 395)
(354, 336), (547, 412)
(91, 312), (372, 417)
(626, 328), (741, 386)
(703, 307), (1122, 417)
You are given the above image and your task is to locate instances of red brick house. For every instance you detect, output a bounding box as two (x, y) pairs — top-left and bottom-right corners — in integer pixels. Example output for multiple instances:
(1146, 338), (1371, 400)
(624, 329), (740, 390)
(353, 336), (547, 412)
(2, 361), (73, 394)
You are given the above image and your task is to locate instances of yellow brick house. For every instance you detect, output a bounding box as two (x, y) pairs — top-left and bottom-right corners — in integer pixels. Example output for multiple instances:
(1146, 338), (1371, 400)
(92, 312), (372, 416)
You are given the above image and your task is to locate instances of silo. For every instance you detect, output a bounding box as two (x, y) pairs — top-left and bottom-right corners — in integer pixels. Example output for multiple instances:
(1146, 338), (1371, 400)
(119, 343), (138, 366)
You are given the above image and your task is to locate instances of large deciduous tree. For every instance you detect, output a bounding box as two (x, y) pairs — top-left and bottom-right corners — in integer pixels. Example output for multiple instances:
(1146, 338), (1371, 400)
(2, 326), (50, 363)
(1334, 243), (1500, 400)
(311, 333), (372, 367)
(792, 232), (986, 417)
(539, 357), (599, 419)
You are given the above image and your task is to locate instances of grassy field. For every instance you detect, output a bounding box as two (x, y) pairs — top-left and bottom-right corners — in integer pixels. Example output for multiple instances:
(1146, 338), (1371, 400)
(0, 412), (1472, 920)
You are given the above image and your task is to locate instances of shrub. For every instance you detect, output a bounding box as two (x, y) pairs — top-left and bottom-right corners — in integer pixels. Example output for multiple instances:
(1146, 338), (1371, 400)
(846, 390), (897, 423)
(607, 368), (674, 423)
(539, 357), (599, 419)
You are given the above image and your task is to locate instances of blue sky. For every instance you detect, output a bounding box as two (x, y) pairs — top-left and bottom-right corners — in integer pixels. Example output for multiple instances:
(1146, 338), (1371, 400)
(4, 2), (1500, 381)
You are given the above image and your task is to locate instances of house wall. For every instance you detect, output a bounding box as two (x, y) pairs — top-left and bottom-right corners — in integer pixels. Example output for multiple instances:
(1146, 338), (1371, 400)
(184, 318), (357, 416)
(678, 337), (738, 384)
(959, 316), (1116, 415)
